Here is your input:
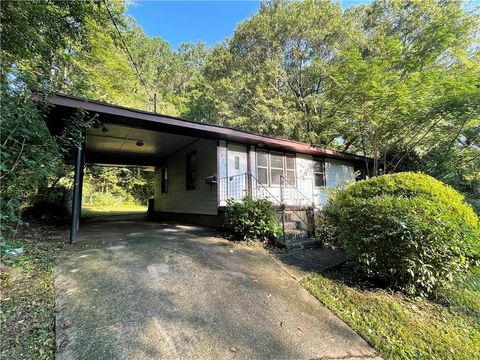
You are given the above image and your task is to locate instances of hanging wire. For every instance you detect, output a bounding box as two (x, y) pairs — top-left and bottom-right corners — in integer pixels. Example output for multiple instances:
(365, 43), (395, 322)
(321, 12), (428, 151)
(101, 0), (157, 112)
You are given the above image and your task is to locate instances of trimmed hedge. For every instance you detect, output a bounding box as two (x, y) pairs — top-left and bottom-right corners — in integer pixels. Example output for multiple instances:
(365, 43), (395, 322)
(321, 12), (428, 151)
(325, 172), (480, 296)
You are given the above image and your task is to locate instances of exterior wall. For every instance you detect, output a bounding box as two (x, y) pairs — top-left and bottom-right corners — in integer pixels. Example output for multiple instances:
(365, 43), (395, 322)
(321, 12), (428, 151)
(295, 153), (315, 204)
(325, 158), (356, 188)
(315, 158), (356, 207)
(249, 150), (355, 208)
(155, 138), (357, 215)
(218, 142), (250, 206)
(219, 143), (356, 208)
(154, 138), (218, 215)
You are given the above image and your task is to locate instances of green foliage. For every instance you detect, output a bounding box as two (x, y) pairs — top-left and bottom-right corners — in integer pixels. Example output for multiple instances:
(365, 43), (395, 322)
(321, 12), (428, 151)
(314, 212), (339, 248)
(302, 266), (480, 360)
(195, 0), (479, 190)
(224, 196), (281, 243)
(325, 172), (480, 296)
(0, 90), (94, 230)
(82, 166), (154, 206)
(0, 225), (65, 360)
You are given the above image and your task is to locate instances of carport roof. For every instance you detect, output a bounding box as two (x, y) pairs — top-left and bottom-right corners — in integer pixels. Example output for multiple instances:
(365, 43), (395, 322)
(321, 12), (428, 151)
(35, 93), (369, 166)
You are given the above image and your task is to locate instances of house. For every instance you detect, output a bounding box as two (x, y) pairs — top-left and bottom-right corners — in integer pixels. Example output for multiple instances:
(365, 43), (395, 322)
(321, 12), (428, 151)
(36, 93), (370, 245)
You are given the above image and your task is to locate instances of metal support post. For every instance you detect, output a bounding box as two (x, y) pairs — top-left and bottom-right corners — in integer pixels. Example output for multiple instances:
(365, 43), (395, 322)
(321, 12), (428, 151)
(69, 145), (83, 244)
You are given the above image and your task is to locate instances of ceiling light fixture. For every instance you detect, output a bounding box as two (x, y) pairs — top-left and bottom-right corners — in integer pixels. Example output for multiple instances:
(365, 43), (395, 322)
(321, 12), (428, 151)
(136, 140), (144, 147)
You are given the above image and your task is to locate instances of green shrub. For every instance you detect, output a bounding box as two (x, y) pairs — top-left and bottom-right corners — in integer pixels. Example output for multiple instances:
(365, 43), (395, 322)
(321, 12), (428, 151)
(224, 196), (282, 243)
(315, 212), (339, 248)
(325, 172), (480, 296)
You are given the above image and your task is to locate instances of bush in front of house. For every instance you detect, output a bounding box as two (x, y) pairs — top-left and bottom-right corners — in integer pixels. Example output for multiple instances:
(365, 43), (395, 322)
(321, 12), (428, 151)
(325, 172), (480, 296)
(224, 196), (282, 243)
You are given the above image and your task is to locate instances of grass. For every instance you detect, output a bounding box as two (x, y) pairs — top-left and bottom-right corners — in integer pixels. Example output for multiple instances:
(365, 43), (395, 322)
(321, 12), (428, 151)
(0, 224), (66, 360)
(301, 266), (480, 360)
(82, 203), (147, 218)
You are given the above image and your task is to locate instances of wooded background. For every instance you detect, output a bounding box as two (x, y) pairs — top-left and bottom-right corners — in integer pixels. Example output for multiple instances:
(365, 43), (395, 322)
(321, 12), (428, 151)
(1, 0), (479, 228)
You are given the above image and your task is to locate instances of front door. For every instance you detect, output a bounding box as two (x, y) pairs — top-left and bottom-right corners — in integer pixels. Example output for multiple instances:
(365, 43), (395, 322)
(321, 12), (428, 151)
(227, 144), (248, 201)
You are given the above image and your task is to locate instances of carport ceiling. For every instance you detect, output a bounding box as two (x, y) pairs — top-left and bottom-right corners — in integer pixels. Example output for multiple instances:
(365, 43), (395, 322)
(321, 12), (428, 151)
(86, 124), (198, 166)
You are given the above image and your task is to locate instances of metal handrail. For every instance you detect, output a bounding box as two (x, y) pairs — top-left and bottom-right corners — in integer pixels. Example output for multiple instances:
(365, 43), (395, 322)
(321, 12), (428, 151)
(248, 173), (283, 205)
(280, 175), (316, 237)
(280, 175), (315, 208)
(218, 173), (283, 205)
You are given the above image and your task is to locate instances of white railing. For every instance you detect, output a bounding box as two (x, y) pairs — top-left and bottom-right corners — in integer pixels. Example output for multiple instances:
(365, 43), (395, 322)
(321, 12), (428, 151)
(280, 175), (315, 208)
(218, 173), (318, 207)
(218, 173), (281, 206)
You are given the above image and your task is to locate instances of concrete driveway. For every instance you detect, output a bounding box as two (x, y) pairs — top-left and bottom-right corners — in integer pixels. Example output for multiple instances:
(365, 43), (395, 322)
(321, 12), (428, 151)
(55, 220), (377, 359)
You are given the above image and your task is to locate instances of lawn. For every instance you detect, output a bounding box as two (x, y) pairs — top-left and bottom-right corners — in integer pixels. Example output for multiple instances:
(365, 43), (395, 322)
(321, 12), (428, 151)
(0, 225), (66, 360)
(301, 266), (480, 360)
(81, 204), (147, 218)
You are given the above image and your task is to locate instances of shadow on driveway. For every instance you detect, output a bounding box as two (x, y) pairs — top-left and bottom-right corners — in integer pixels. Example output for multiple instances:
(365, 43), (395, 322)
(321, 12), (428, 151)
(55, 220), (378, 360)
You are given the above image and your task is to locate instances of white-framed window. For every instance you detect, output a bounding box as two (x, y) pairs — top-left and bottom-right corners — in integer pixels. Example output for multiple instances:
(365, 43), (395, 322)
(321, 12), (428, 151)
(270, 151), (284, 186)
(256, 150), (296, 186)
(314, 158), (326, 187)
(285, 153), (296, 186)
(256, 150), (269, 185)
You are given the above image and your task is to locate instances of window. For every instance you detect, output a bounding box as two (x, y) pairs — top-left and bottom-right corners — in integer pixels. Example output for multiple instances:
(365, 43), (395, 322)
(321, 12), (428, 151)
(270, 152), (284, 186)
(234, 156), (240, 170)
(161, 167), (168, 193)
(255, 150), (296, 186)
(354, 163), (364, 181)
(285, 154), (296, 185)
(256, 150), (269, 185)
(186, 151), (197, 190)
(314, 159), (326, 187)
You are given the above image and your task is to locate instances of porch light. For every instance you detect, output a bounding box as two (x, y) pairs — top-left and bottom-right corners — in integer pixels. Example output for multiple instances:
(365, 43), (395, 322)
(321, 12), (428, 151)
(136, 140), (144, 147)
(258, 142), (264, 147)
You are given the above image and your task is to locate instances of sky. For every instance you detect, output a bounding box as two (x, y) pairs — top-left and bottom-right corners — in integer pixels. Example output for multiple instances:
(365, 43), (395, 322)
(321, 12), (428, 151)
(127, 1), (371, 50)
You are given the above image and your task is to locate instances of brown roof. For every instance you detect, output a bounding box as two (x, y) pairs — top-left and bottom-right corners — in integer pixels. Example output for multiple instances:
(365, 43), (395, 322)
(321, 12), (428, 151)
(34, 93), (369, 164)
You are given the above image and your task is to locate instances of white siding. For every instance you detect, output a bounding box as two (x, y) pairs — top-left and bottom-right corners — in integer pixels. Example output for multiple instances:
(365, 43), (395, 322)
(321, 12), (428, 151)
(248, 145), (256, 178)
(295, 154), (316, 206)
(325, 158), (356, 189)
(217, 140), (227, 179)
(313, 158), (356, 207)
(154, 138), (218, 215)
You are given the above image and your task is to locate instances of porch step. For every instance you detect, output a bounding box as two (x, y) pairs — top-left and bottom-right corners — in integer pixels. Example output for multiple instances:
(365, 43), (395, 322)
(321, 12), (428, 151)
(282, 221), (305, 231)
(286, 237), (322, 251)
(278, 229), (322, 251)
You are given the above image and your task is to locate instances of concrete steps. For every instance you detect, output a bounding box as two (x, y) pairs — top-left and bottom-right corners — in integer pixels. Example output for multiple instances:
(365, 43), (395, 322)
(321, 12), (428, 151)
(278, 228), (322, 251)
(276, 209), (321, 251)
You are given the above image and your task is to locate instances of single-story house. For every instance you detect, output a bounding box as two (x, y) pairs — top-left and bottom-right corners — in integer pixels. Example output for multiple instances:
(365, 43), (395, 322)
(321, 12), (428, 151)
(36, 93), (371, 246)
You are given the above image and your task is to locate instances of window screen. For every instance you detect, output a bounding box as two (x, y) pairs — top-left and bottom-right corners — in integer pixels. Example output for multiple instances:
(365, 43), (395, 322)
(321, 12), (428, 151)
(186, 151), (197, 190)
(314, 159), (325, 187)
(285, 154), (295, 185)
(256, 151), (296, 186)
(256, 150), (268, 185)
(270, 152), (284, 186)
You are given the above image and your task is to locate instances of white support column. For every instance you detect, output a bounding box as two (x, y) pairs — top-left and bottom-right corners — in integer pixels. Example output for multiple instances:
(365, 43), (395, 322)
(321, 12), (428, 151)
(217, 140), (227, 206)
